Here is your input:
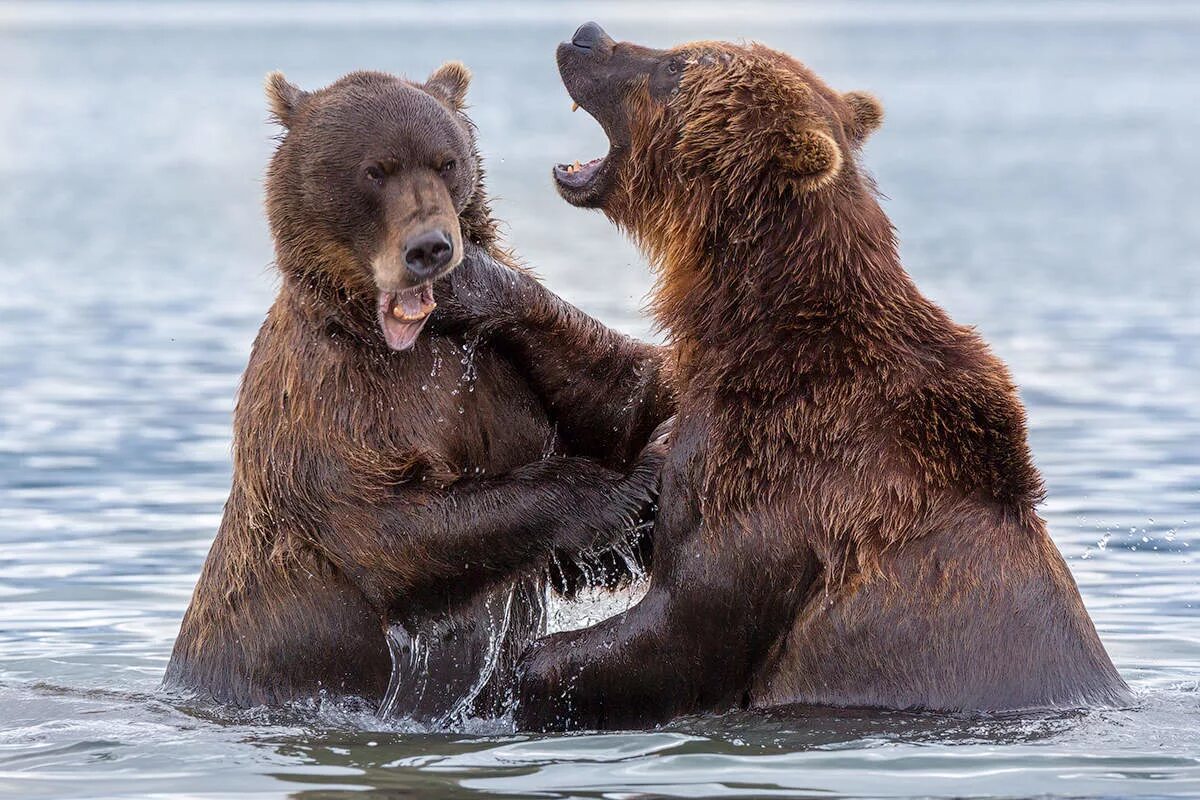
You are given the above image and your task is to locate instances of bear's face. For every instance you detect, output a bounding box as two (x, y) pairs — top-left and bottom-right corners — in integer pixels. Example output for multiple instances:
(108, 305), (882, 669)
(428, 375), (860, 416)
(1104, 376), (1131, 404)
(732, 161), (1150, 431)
(554, 25), (883, 239)
(266, 65), (479, 351)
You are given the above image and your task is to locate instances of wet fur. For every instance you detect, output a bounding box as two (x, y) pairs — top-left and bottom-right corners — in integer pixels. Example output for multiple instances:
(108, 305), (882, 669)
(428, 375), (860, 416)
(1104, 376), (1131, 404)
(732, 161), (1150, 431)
(164, 69), (671, 715)
(515, 39), (1129, 730)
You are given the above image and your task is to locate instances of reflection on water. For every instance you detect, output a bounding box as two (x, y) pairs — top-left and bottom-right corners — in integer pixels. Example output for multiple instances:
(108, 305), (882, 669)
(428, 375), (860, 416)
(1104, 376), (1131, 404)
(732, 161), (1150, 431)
(1, 2), (1198, 798)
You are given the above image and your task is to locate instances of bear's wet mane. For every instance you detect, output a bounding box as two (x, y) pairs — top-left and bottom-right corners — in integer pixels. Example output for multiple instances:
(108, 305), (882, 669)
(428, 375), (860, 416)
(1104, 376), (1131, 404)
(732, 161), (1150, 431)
(613, 46), (935, 388)
(609, 42), (1044, 532)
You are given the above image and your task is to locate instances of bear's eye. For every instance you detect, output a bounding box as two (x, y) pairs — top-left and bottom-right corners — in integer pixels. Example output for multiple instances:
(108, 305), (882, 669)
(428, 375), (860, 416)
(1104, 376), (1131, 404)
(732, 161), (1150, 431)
(666, 59), (681, 75)
(439, 159), (457, 175)
(364, 165), (385, 185)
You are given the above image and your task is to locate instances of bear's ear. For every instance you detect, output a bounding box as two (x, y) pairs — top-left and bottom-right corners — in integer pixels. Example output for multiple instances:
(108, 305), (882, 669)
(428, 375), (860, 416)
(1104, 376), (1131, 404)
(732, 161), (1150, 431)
(787, 128), (843, 191)
(425, 61), (471, 111)
(265, 71), (307, 129)
(843, 90), (884, 144)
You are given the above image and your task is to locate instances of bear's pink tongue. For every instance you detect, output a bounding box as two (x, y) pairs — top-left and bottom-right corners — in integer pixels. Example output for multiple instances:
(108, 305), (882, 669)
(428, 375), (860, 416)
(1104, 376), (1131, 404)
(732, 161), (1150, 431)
(376, 284), (436, 351)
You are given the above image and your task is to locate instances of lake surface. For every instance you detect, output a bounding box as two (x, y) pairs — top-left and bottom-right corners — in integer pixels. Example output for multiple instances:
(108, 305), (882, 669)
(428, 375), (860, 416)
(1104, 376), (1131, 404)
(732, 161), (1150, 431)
(1, 2), (1198, 798)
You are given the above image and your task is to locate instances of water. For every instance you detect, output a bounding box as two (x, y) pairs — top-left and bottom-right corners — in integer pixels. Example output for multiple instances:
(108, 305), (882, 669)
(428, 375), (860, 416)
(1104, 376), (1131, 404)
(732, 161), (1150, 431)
(1, 2), (1198, 797)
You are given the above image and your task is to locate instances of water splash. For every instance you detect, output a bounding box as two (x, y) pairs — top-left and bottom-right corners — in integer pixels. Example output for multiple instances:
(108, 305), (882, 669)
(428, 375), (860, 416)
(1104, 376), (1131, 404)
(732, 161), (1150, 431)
(459, 333), (481, 393)
(378, 625), (432, 721)
(439, 584), (516, 729)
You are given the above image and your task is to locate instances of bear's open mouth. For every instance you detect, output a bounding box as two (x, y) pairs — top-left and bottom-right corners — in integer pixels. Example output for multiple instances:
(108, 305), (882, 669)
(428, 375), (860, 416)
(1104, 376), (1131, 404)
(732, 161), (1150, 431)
(377, 284), (436, 352)
(554, 24), (639, 208)
(552, 96), (621, 206)
(554, 156), (606, 189)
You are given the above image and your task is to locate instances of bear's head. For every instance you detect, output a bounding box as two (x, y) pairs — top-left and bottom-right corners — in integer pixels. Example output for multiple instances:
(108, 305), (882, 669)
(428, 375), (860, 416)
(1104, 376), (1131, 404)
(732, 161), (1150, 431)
(265, 64), (490, 351)
(553, 23), (883, 283)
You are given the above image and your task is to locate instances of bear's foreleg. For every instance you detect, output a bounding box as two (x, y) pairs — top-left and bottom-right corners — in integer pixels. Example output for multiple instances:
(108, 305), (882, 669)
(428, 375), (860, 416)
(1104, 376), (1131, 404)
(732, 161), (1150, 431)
(514, 515), (818, 731)
(324, 446), (666, 618)
(435, 245), (676, 468)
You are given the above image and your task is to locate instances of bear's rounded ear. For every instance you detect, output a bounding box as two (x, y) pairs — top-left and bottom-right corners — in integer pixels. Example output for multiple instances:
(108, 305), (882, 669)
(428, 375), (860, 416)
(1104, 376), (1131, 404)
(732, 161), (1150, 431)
(788, 129), (843, 191)
(265, 71), (307, 129)
(843, 90), (884, 144)
(425, 61), (471, 111)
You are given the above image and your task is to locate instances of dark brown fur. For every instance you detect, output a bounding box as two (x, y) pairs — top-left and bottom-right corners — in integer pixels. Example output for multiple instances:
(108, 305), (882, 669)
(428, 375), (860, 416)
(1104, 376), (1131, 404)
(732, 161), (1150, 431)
(164, 66), (672, 718)
(508, 29), (1129, 730)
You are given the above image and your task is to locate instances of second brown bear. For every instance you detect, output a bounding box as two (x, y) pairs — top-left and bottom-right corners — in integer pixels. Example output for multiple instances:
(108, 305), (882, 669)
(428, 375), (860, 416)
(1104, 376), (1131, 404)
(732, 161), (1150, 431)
(450, 25), (1129, 730)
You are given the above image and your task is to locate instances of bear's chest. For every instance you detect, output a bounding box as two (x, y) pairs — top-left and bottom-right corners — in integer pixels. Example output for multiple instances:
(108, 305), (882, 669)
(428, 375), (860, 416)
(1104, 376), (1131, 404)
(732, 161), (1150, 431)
(654, 412), (707, 549)
(379, 335), (558, 478)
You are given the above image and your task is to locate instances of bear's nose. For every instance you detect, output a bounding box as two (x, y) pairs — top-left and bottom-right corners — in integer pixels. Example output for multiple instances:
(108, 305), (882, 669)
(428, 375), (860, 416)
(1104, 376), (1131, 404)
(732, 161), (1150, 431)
(571, 21), (606, 50)
(404, 229), (454, 279)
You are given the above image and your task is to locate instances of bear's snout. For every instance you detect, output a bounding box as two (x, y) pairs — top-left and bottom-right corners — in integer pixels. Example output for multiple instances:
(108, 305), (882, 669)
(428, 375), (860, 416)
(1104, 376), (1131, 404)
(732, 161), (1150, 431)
(371, 168), (464, 291)
(570, 22), (606, 51)
(404, 228), (455, 279)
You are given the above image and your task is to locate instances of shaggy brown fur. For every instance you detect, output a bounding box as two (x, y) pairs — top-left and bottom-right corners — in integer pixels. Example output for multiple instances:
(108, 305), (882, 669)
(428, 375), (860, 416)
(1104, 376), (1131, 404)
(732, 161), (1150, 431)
(163, 65), (673, 718)
(504, 26), (1129, 730)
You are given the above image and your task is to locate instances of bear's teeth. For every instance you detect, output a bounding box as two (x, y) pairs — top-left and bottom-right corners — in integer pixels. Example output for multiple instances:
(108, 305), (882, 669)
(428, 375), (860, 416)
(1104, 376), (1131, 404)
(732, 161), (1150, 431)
(571, 102), (579, 112)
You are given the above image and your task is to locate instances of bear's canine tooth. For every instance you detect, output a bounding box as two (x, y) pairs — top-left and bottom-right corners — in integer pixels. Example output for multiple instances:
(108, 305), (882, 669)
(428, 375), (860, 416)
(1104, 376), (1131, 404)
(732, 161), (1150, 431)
(571, 102), (579, 112)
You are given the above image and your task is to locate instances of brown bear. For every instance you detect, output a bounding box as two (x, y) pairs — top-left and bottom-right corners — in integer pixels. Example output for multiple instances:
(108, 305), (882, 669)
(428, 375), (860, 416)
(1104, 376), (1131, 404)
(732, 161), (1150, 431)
(162, 63), (674, 720)
(449, 23), (1131, 730)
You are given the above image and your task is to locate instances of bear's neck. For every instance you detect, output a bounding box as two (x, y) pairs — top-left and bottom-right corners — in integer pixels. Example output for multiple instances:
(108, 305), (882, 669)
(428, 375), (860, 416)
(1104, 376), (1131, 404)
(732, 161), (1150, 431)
(655, 180), (954, 390)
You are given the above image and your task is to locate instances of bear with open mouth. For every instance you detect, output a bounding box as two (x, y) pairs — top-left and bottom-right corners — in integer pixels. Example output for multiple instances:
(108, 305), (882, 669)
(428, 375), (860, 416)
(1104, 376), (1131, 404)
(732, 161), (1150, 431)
(163, 63), (675, 719)
(450, 24), (1130, 731)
